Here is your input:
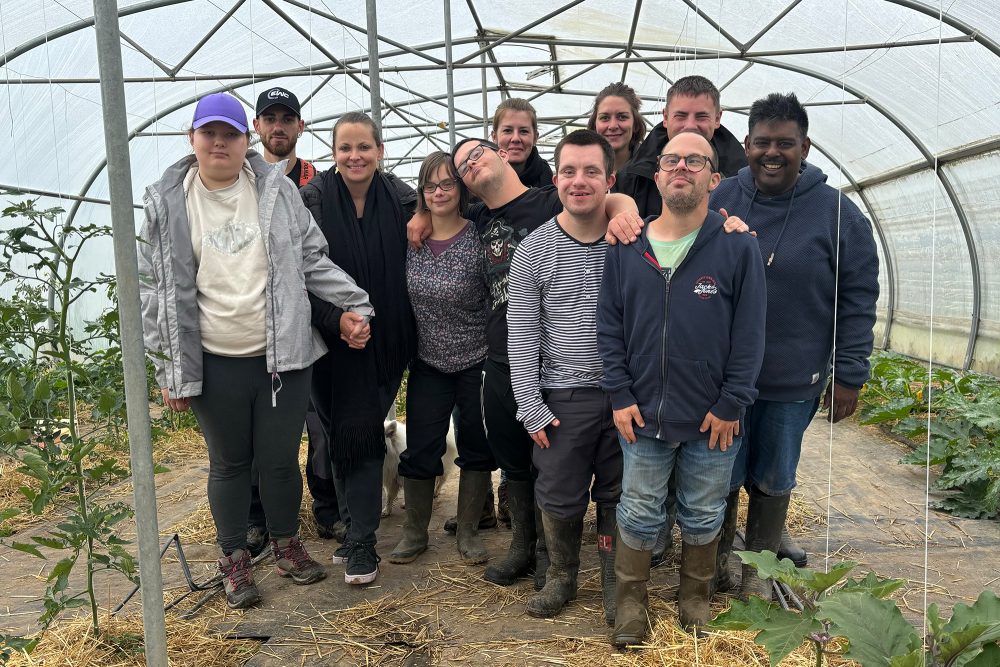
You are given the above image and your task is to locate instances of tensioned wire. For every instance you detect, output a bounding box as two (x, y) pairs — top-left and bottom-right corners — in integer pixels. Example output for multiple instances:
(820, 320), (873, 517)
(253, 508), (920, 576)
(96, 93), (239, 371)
(0, 0), (22, 193)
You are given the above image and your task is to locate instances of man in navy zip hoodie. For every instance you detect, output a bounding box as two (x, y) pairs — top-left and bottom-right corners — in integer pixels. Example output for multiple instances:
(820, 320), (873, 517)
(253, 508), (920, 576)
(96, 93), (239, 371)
(597, 131), (766, 643)
(709, 93), (880, 599)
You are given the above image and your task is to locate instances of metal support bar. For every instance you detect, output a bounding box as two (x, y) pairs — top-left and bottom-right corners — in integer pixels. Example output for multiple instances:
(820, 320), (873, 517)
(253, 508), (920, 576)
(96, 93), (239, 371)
(620, 0), (644, 81)
(0, 184), (142, 208)
(91, 3), (167, 667)
(466, 0), (510, 95)
(456, 0), (587, 65)
(365, 0), (382, 137)
(742, 0), (805, 51)
(170, 0), (246, 76)
(444, 0), (456, 148)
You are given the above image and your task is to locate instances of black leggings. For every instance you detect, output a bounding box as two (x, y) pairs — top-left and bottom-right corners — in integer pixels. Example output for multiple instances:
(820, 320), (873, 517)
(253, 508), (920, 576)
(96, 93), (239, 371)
(191, 353), (311, 554)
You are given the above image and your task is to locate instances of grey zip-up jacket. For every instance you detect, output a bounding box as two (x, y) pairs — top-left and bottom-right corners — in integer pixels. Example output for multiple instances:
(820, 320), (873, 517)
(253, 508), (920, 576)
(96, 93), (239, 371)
(138, 151), (374, 398)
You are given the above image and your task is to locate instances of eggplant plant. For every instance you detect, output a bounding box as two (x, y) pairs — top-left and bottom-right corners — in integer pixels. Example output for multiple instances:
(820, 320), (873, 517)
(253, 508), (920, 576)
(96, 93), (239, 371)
(709, 550), (1000, 667)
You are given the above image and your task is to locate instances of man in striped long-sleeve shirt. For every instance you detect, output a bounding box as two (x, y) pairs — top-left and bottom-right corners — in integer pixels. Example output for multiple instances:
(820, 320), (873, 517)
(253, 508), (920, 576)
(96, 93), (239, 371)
(508, 130), (623, 624)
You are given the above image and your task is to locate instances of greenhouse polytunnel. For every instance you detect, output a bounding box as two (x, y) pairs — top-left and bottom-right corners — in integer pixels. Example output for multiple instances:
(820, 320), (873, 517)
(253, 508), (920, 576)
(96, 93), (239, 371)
(1, 1), (999, 665)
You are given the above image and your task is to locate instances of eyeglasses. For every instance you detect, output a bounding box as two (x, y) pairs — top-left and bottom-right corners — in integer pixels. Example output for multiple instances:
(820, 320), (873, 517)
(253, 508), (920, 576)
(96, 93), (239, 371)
(656, 153), (715, 173)
(456, 144), (495, 177)
(421, 178), (458, 194)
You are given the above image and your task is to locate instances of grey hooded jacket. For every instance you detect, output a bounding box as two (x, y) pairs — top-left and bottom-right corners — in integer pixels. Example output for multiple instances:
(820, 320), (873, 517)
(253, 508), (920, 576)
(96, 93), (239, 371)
(138, 150), (374, 398)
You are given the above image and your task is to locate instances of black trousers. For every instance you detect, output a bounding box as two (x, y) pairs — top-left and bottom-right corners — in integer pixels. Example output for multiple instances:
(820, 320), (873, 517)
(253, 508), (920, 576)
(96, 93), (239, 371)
(482, 358), (534, 482)
(531, 387), (622, 521)
(248, 403), (340, 529)
(400, 358), (495, 480)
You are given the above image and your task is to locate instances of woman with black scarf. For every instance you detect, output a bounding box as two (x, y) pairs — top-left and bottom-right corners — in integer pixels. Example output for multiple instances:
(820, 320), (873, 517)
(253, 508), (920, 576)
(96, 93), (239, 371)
(490, 98), (553, 188)
(301, 111), (417, 585)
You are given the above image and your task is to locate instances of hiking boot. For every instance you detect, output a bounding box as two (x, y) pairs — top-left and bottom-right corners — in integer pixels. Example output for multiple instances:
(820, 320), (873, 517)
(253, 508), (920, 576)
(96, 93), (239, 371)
(345, 542), (381, 585)
(497, 478), (511, 526)
(389, 477), (435, 564)
(246, 525), (270, 558)
(444, 485), (497, 534)
(777, 525), (808, 567)
(456, 469), (491, 564)
(218, 549), (261, 610)
(533, 503), (549, 591)
(611, 531), (651, 648)
(332, 540), (352, 564)
(678, 536), (720, 633)
(596, 503), (617, 626)
(739, 489), (789, 601)
(526, 512), (582, 618)
(713, 489), (741, 594)
(483, 479), (536, 586)
(272, 536), (326, 585)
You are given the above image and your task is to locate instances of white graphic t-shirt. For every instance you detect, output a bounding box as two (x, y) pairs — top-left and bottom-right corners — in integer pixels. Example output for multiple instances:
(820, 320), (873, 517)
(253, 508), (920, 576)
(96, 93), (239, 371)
(185, 162), (267, 356)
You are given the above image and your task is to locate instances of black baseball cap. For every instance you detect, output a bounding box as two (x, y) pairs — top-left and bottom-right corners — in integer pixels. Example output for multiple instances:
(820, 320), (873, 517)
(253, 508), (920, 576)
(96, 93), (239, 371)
(255, 87), (301, 117)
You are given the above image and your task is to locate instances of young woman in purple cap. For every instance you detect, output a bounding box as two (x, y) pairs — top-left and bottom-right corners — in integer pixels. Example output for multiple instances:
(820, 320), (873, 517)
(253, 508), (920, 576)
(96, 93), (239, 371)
(138, 92), (375, 609)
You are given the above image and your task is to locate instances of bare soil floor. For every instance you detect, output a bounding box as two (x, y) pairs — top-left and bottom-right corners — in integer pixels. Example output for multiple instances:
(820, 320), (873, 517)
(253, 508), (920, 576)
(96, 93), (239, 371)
(1, 416), (998, 665)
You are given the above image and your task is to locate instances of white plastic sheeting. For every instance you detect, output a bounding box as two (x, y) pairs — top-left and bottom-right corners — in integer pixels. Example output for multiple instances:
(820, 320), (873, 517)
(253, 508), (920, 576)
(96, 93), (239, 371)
(1, 0), (999, 372)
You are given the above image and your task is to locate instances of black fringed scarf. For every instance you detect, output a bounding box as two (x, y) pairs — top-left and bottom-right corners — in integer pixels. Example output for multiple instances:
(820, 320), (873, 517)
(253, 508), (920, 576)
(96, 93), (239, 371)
(515, 146), (554, 188)
(317, 169), (416, 471)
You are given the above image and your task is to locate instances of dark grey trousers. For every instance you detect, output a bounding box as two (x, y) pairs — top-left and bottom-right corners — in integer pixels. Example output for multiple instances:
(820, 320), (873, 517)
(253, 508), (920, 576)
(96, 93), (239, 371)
(531, 387), (622, 521)
(191, 353), (311, 553)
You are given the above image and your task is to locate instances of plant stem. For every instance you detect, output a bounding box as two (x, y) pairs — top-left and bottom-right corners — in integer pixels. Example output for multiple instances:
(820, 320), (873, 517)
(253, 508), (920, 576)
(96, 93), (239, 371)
(57, 259), (100, 638)
(813, 640), (824, 667)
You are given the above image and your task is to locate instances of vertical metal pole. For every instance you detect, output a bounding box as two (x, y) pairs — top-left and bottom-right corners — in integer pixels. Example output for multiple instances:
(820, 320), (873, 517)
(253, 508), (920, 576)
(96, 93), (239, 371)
(481, 52), (489, 139)
(365, 0), (382, 137)
(444, 0), (456, 149)
(91, 3), (168, 666)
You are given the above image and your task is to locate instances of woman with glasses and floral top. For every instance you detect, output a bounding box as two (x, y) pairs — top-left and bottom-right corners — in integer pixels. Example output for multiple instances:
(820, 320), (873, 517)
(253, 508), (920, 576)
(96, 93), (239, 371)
(389, 151), (496, 566)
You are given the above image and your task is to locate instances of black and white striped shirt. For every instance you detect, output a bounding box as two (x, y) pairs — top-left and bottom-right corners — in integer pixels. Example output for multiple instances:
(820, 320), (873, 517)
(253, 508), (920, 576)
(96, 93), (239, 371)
(507, 217), (608, 433)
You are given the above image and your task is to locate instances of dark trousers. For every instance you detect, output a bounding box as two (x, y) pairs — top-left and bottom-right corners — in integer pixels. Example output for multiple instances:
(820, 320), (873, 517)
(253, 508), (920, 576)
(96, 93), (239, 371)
(248, 404), (340, 529)
(482, 358), (534, 481)
(191, 353), (310, 553)
(400, 358), (495, 480)
(532, 387), (622, 521)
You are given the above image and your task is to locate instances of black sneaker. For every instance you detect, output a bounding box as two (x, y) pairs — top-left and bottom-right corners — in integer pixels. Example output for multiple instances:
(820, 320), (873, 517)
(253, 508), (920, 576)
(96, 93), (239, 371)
(218, 549), (261, 609)
(332, 540), (352, 565)
(344, 542), (380, 585)
(246, 525), (270, 558)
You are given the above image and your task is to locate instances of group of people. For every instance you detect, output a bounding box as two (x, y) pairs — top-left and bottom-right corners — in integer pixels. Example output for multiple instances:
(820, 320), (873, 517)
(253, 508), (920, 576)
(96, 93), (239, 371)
(138, 74), (879, 645)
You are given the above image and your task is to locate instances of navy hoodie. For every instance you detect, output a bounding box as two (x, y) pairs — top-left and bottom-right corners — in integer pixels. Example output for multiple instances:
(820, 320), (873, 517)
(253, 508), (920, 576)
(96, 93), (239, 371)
(709, 162), (880, 401)
(597, 210), (767, 443)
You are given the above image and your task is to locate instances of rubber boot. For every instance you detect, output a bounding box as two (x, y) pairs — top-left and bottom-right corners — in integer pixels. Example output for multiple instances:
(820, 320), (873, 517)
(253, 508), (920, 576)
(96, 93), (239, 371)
(777, 525), (808, 567)
(712, 489), (741, 594)
(611, 531), (651, 648)
(678, 536), (720, 632)
(456, 470), (491, 564)
(596, 503), (617, 626)
(483, 479), (536, 585)
(533, 503), (549, 591)
(388, 477), (435, 564)
(443, 485), (496, 534)
(497, 477), (511, 526)
(738, 489), (789, 601)
(651, 485), (676, 568)
(526, 512), (583, 618)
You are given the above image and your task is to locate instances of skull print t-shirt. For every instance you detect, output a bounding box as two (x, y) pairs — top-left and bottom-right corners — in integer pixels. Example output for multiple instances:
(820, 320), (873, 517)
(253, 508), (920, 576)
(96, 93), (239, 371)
(469, 185), (562, 363)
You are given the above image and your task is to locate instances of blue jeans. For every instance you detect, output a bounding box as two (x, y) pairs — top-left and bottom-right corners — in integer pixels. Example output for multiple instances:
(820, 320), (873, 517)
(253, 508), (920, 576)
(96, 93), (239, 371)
(729, 397), (821, 496)
(617, 433), (741, 550)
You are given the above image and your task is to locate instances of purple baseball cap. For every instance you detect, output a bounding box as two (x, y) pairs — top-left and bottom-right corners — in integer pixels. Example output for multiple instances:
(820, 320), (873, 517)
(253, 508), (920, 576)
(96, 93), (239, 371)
(192, 93), (248, 133)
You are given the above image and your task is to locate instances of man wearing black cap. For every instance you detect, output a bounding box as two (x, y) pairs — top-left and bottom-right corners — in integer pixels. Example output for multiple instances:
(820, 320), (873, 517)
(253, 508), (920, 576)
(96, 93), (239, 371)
(246, 87), (338, 556)
(254, 86), (317, 187)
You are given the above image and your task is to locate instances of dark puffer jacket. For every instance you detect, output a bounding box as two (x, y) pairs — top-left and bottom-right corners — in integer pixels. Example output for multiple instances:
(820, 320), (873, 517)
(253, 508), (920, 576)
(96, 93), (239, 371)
(614, 123), (747, 217)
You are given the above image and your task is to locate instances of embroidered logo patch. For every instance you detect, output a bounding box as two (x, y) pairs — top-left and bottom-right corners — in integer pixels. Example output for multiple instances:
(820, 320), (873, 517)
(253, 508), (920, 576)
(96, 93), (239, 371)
(693, 276), (718, 300)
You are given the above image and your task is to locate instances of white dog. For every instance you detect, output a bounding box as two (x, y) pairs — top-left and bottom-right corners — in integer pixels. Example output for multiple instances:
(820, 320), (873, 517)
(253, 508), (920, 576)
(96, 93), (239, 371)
(382, 420), (458, 517)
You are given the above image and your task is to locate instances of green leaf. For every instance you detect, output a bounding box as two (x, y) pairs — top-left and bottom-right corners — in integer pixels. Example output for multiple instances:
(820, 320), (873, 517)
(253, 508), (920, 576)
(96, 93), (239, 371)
(860, 396), (918, 425)
(30, 536), (66, 550)
(819, 592), (919, 667)
(945, 591), (1000, 649)
(888, 649), (923, 667)
(5, 373), (24, 402)
(736, 550), (856, 594)
(47, 557), (75, 594)
(805, 560), (857, 594)
(965, 642), (1000, 667)
(709, 595), (775, 631)
(934, 624), (1000, 666)
(839, 572), (906, 599)
(9, 541), (45, 559)
(32, 378), (51, 403)
(755, 607), (823, 667)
